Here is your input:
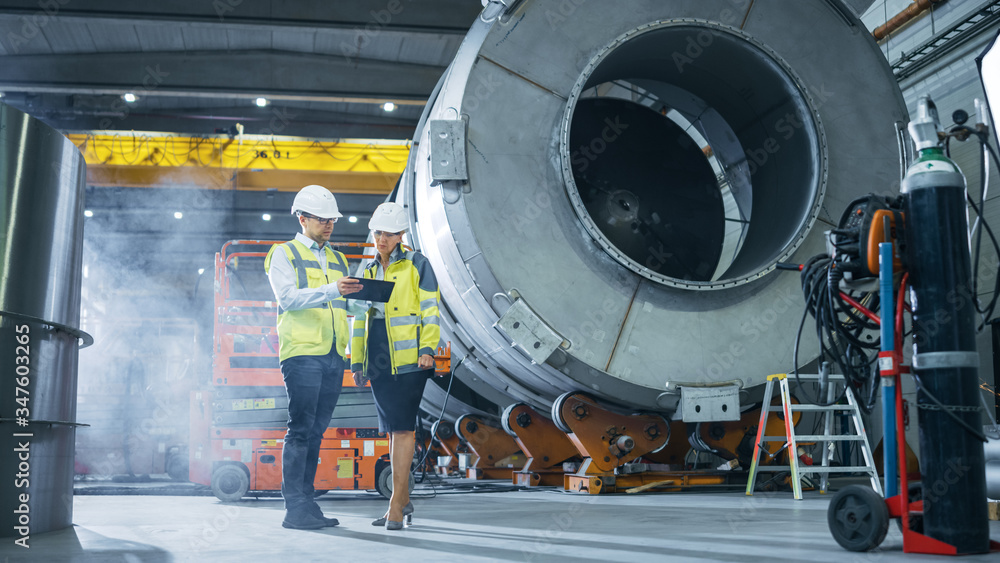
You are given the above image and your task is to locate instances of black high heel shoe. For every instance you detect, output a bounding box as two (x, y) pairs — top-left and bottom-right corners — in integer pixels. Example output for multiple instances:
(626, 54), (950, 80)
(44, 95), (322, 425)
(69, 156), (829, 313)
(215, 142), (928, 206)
(371, 502), (413, 527)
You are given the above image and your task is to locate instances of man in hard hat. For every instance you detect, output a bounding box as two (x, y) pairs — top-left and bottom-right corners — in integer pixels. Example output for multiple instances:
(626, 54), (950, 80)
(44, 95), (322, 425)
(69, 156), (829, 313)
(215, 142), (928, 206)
(265, 184), (362, 530)
(351, 201), (442, 531)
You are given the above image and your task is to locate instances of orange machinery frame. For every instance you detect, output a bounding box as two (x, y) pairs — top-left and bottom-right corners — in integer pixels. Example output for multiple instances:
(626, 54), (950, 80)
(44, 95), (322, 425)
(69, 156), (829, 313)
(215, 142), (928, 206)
(189, 240), (451, 500)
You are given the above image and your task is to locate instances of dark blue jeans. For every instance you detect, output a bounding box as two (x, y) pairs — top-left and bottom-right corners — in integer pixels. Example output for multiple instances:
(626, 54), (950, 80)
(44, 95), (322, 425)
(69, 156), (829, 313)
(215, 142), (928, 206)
(280, 348), (345, 511)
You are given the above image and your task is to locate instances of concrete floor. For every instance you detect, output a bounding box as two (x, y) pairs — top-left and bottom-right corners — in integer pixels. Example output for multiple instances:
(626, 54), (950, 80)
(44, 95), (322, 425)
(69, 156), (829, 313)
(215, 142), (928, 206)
(1, 481), (998, 563)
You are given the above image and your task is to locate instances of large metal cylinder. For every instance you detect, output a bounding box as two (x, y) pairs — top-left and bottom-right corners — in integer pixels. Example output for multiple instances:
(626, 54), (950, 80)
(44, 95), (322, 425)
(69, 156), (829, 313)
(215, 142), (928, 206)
(404, 1), (907, 413)
(989, 460), (1000, 500)
(0, 104), (87, 538)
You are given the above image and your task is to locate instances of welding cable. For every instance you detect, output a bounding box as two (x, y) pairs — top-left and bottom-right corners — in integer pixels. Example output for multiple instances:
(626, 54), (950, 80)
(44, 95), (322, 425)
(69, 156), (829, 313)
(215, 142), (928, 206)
(794, 258), (849, 407)
(967, 139), (1000, 326)
(896, 274), (908, 355)
(945, 125), (1000, 326)
(794, 256), (880, 411)
(409, 356), (463, 498)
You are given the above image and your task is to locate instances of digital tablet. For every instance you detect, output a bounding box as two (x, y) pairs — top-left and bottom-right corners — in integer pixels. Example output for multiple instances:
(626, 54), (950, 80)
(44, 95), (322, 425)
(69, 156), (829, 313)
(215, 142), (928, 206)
(347, 278), (395, 302)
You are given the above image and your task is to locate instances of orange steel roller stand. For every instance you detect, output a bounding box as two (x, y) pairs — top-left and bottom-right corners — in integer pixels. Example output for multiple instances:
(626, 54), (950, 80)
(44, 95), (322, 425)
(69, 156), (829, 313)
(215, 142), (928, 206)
(691, 399), (802, 467)
(455, 414), (524, 480)
(502, 403), (579, 487)
(553, 392), (731, 494)
(641, 420), (690, 467)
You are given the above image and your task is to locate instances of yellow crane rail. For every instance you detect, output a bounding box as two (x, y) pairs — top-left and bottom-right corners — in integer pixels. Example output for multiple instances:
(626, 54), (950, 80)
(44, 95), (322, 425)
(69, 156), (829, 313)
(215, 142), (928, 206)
(68, 133), (411, 194)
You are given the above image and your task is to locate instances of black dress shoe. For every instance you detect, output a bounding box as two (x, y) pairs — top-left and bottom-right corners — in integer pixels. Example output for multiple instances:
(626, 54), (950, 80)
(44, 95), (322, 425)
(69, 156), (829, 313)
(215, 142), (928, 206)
(307, 502), (340, 527)
(282, 508), (326, 530)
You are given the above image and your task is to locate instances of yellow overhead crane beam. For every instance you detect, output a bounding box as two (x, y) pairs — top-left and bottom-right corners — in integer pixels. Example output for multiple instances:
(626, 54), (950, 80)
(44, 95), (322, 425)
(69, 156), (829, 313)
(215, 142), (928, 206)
(68, 133), (411, 195)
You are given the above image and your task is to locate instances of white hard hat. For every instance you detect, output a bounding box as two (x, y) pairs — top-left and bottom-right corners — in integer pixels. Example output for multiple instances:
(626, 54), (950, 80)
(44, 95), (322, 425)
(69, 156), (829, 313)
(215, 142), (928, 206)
(368, 202), (408, 232)
(291, 185), (342, 219)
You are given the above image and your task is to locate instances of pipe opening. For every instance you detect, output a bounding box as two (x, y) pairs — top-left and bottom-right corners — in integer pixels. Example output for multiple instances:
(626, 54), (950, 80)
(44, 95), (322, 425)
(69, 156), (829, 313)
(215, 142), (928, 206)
(562, 23), (824, 289)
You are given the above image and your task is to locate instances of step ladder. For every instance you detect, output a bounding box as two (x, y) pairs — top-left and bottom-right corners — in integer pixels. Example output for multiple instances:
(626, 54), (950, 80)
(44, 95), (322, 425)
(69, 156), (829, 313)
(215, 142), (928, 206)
(745, 373), (883, 500)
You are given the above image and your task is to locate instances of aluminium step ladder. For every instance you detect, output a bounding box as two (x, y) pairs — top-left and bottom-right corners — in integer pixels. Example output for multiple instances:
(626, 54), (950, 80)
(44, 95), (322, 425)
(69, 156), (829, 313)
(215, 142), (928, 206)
(745, 373), (882, 500)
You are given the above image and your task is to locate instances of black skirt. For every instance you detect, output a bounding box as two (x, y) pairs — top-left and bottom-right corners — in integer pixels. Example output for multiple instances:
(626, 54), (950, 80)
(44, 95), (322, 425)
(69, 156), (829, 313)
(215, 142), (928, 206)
(367, 319), (430, 433)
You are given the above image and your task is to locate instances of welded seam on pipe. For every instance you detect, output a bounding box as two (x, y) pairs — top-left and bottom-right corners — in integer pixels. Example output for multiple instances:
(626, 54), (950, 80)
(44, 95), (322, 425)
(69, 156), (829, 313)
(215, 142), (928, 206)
(740, 0), (756, 30)
(604, 282), (643, 372)
(477, 55), (567, 100)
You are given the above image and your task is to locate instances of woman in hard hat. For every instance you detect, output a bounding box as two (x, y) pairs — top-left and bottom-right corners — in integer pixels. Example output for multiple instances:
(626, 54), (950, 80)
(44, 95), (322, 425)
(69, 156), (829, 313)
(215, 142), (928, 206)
(351, 201), (441, 531)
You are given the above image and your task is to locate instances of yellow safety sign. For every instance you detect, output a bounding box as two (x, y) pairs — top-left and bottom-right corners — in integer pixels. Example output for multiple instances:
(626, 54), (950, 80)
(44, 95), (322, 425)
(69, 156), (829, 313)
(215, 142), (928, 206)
(337, 458), (353, 479)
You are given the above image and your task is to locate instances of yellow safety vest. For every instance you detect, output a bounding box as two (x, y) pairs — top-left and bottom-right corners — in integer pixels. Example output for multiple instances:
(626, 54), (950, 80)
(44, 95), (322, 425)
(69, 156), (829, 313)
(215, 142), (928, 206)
(264, 239), (351, 362)
(351, 245), (441, 375)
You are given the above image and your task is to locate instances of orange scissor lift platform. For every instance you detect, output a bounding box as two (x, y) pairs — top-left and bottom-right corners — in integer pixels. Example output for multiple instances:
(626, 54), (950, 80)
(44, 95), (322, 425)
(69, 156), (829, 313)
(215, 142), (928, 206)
(189, 240), (451, 501)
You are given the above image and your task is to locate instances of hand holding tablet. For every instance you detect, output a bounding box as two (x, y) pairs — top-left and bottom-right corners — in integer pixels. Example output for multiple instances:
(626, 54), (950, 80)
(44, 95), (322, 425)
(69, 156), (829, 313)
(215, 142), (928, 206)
(342, 277), (395, 302)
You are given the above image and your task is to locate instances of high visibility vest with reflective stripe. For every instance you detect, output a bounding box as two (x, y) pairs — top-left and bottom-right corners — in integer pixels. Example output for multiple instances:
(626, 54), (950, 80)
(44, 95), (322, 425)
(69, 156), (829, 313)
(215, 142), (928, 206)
(264, 240), (351, 362)
(351, 247), (441, 375)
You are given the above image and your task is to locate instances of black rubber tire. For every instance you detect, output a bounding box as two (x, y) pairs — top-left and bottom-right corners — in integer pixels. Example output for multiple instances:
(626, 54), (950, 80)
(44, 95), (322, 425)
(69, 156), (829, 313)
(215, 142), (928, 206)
(828, 485), (890, 552)
(375, 463), (416, 500)
(894, 482), (924, 534)
(211, 464), (249, 502)
(166, 452), (188, 481)
(432, 420), (454, 440)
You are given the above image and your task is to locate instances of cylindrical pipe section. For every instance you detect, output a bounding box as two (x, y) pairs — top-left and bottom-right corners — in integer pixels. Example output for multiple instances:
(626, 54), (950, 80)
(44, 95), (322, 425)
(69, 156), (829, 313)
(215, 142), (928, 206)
(402, 1), (907, 414)
(903, 147), (989, 553)
(987, 435), (1000, 499)
(988, 460), (1000, 500)
(0, 104), (87, 538)
(873, 0), (947, 42)
(987, 433), (1000, 461)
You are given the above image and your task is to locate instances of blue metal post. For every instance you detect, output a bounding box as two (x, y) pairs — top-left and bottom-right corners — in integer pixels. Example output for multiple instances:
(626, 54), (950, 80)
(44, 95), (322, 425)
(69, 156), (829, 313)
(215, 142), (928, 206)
(879, 241), (898, 498)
